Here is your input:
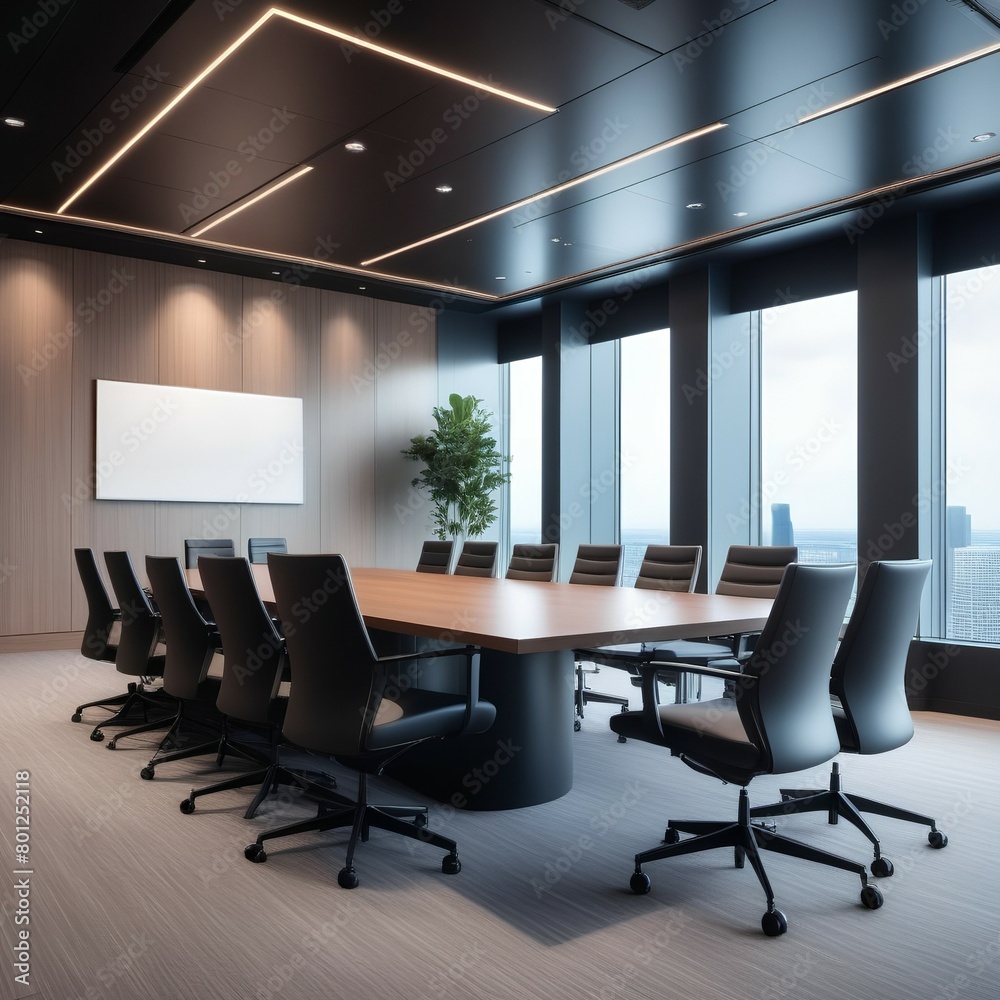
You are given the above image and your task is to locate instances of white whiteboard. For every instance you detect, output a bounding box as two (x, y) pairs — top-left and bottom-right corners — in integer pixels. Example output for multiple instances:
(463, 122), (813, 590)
(95, 380), (304, 504)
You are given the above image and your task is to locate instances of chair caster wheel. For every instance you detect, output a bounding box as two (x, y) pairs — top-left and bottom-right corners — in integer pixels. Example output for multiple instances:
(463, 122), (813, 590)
(106, 739), (118, 750)
(127, 682), (137, 693)
(91, 730), (104, 742)
(861, 885), (884, 910)
(574, 719), (581, 732)
(71, 712), (82, 723)
(244, 844), (266, 863)
(761, 909), (788, 936)
(338, 867), (359, 888)
(871, 857), (894, 878)
(663, 828), (680, 844)
(179, 798), (195, 814)
(140, 766), (155, 781)
(928, 830), (948, 849)
(616, 734), (627, 744)
(413, 813), (428, 829)
(630, 871), (651, 895)
(442, 854), (461, 875)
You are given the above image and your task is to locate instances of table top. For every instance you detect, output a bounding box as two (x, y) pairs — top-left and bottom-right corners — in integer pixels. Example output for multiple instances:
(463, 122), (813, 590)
(187, 564), (773, 656)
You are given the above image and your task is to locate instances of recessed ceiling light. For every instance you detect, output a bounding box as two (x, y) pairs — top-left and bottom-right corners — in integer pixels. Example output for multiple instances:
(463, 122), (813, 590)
(686, 202), (706, 210)
(972, 132), (996, 142)
(495, 276), (506, 280)
(435, 184), (453, 193)
(733, 211), (749, 217)
(562, 241), (573, 246)
(345, 141), (366, 152)
(4, 117), (26, 127)
(272, 270), (281, 275)
(34, 229), (43, 234)
(197, 258), (207, 264)
(551, 237), (561, 243)
(358, 285), (366, 290)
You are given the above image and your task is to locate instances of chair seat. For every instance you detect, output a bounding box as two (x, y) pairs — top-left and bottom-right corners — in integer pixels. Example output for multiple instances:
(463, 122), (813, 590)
(368, 688), (497, 752)
(610, 697), (761, 773)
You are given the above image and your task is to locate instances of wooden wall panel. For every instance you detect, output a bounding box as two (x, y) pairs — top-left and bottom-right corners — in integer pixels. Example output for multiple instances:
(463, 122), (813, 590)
(320, 291), (376, 566)
(240, 278), (322, 555)
(373, 301), (437, 569)
(68, 251), (159, 617)
(0, 241), (75, 633)
(152, 262), (245, 565)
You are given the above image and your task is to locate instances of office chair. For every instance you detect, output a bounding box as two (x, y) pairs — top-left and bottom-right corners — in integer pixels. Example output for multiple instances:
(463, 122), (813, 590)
(505, 542), (559, 581)
(567, 544), (625, 729)
(243, 553), (496, 889)
(415, 539), (454, 574)
(453, 540), (499, 577)
(574, 545), (703, 733)
(139, 556), (227, 780)
(577, 545), (796, 711)
(175, 556), (337, 818)
(568, 543), (623, 586)
(71, 548), (130, 723)
(91, 551), (172, 746)
(247, 536), (287, 564)
(610, 563), (884, 936)
(184, 538), (235, 568)
(751, 559), (946, 875)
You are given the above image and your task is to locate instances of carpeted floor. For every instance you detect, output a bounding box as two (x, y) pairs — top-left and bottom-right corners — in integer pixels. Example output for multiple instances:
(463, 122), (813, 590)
(2, 648), (999, 1000)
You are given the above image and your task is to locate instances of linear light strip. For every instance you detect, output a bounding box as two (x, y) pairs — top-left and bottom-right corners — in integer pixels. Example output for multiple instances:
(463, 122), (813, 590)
(271, 9), (557, 113)
(798, 40), (1000, 125)
(190, 166), (313, 237)
(58, 6), (555, 216)
(361, 122), (728, 266)
(58, 9), (278, 214)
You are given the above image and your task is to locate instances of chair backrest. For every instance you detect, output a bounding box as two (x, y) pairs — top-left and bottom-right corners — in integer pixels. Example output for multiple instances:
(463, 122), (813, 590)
(635, 544), (702, 592)
(145, 555), (217, 701)
(454, 540), (499, 578)
(267, 553), (381, 756)
(831, 559), (931, 756)
(736, 563), (856, 776)
(198, 556), (287, 725)
(247, 537), (287, 564)
(103, 551), (164, 677)
(415, 540), (454, 574)
(715, 544), (798, 598)
(505, 543), (559, 582)
(184, 538), (235, 569)
(568, 544), (623, 586)
(75, 547), (119, 661)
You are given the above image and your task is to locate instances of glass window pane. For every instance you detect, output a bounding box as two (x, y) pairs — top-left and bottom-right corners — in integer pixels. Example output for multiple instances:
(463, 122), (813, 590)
(944, 263), (1000, 642)
(620, 329), (670, 586)
(760, 291), (857, 566)
(508, 356), (542, 546)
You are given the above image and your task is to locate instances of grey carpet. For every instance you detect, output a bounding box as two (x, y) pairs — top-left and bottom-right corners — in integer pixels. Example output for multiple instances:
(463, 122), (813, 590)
(2, 649), (999, 1000)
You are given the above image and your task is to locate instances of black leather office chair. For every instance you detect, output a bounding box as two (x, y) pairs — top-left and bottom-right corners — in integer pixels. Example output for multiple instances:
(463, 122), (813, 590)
(574, 545), (703, 729)
(415, 539), (454, 574)
(139, 556), (226, 779)
(175, 556), (336, 818)
(751, 559), (945, 875)
(611, 563), (884, 936)
(247, 537), (287, 564)
(71, 547), (129, 723)
(184, 538), (235, 568)
(243, 553), (496, 889)
(453, 540), (499, 577)
(92, 551), (171, 746)
(505, 542), (559, 581)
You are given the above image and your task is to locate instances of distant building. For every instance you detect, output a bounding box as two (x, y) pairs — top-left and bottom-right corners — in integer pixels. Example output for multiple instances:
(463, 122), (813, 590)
(949, 547), (1000, 643)
(771, 503), (794, 546)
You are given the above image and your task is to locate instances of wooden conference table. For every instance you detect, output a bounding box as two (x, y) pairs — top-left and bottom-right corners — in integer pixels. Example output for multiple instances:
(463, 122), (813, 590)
(187, 564), (773, 810)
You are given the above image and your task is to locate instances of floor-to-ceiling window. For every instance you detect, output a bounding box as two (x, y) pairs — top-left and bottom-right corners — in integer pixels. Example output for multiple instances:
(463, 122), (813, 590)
(943, 261), (1000, 643)
(619, 329), (670, 586)
(507, 355), (543, 547)
(759, 291), (858, 565)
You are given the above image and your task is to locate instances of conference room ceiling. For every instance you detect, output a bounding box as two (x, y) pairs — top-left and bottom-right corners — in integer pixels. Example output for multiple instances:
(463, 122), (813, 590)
(3, 0), (1000, 307)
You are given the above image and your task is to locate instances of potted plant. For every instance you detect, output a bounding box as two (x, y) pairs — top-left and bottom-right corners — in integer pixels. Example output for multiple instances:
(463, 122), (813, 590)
(402, 393), (511, 545)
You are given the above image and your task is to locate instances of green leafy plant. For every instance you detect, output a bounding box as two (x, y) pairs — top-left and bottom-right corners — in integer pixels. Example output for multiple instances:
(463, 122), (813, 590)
(402, 393), (511, 541)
